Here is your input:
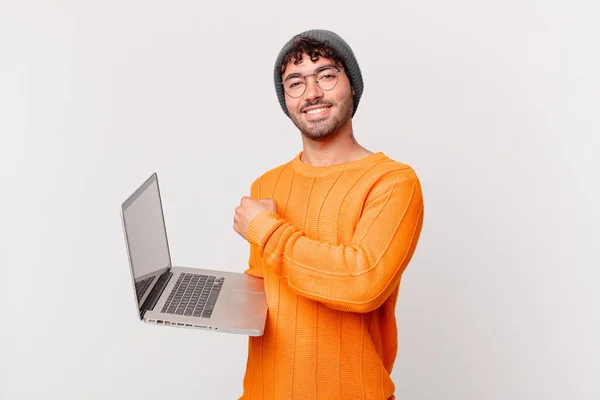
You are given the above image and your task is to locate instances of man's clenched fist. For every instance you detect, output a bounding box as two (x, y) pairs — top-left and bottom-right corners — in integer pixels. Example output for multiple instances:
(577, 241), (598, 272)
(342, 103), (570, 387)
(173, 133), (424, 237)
(233, 197), (277, 240)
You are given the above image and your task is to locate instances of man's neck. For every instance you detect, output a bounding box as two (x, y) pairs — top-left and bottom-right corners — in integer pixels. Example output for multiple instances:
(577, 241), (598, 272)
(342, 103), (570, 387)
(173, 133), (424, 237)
(300, 122), (373, 166)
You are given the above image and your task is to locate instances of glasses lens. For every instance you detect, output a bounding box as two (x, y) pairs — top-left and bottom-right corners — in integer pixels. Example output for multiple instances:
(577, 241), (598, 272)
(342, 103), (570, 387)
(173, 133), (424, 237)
(316, 68), (339, 91)
(284, 76), (306, 98)
(283, 68), (340, 97)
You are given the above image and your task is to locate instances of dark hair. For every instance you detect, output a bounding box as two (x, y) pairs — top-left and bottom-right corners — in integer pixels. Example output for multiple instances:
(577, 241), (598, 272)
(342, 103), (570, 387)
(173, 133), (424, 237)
(279, 35), (347, 76)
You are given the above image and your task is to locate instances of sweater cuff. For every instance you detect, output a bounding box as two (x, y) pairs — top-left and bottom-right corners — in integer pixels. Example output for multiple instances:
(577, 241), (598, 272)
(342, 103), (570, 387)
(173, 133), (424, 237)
(246, 211), (282, 251)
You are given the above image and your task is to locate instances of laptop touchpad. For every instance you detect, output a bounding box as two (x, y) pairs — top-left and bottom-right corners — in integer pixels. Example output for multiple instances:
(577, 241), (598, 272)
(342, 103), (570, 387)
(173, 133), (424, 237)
(227, 290), (265, 308)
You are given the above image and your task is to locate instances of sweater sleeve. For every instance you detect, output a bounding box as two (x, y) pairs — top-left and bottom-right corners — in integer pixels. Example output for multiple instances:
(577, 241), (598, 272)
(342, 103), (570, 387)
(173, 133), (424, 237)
(243, 241), (263, 278)
(243, 178), (264, 279)
(246, 175), (424, 313)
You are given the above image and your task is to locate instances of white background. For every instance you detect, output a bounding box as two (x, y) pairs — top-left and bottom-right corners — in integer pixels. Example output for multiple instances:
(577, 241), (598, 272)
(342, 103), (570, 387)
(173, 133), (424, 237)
(1, 1), (598, 399)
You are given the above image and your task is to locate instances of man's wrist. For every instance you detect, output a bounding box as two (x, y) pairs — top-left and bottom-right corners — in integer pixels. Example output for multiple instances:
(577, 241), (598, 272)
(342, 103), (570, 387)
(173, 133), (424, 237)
(247, 211), (282, 250)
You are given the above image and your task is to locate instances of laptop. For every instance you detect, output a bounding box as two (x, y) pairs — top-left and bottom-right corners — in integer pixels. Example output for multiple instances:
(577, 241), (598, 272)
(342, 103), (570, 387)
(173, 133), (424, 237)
(120, 172), (268, 336)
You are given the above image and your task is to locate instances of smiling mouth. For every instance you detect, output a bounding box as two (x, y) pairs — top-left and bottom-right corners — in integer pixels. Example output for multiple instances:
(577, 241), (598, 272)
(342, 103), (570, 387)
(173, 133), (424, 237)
(302, 103), (333, 117)
(305, 107), (329, 115)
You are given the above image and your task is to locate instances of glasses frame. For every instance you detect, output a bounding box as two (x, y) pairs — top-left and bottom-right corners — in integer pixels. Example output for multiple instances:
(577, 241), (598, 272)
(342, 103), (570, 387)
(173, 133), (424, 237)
(281, 66), (344, 98)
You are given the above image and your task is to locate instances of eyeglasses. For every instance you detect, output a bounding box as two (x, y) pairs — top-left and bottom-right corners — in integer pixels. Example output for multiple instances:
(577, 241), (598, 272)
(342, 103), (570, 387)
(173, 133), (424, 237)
(281, 66), (344, 98)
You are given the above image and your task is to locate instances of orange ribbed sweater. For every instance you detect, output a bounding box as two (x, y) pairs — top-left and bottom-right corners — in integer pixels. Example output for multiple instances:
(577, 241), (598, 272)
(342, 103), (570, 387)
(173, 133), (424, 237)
(239, 151), (424, 400)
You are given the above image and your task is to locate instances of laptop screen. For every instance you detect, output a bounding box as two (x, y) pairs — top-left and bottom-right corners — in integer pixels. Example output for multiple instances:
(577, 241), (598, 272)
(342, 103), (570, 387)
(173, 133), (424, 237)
(121, 174), (172, 315)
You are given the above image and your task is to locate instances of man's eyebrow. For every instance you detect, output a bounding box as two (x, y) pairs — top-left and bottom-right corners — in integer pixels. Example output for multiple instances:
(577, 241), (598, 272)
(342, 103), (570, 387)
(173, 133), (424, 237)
(283, 72), (301, 81)
(318, 63), (337, 70)
(283, 64), (338, 81)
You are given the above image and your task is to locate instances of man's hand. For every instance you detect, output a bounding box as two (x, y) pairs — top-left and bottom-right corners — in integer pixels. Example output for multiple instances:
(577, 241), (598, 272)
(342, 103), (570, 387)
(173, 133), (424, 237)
(233, 197), (277, 240)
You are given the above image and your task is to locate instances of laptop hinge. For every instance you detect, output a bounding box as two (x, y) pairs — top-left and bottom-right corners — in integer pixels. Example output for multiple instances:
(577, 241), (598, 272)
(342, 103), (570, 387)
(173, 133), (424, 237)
(141, 270), (173, 317)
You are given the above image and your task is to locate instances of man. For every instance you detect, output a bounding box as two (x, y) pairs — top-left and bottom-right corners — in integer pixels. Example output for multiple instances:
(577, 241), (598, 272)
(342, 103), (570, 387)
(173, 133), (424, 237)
(233, 29), (424, 400)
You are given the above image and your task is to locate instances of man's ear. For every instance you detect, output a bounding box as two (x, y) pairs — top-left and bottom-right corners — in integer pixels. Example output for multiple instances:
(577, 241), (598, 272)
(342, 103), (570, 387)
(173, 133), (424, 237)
(352, 88), (355, 95)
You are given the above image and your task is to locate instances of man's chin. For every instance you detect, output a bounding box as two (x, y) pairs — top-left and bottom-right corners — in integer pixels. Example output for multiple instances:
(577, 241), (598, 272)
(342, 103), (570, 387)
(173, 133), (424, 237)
(291, 112), (344, 140)
(300, 126), (337, 141)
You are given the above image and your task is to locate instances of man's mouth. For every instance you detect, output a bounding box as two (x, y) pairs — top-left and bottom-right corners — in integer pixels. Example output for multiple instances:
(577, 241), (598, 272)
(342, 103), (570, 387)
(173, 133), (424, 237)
(302, 105), (331, 116)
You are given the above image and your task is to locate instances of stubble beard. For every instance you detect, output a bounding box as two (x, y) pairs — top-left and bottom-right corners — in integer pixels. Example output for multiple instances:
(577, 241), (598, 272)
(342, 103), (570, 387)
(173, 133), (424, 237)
(290, 95), (354, 141)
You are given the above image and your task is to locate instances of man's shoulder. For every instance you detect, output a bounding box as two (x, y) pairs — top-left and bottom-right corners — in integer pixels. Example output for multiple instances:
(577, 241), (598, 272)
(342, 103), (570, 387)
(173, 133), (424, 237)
(368, 153), (419, 182)
(358, 155), (422, 203)
(249, 155), (296, 196)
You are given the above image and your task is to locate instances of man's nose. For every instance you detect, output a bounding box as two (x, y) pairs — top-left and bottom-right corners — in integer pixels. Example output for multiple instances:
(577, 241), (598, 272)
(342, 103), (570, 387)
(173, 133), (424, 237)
(304, 75), (324, 102)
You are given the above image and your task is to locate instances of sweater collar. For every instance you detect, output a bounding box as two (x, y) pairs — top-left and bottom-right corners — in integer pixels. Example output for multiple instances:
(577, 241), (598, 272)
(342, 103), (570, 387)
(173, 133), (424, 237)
(291, 151), (389, 177)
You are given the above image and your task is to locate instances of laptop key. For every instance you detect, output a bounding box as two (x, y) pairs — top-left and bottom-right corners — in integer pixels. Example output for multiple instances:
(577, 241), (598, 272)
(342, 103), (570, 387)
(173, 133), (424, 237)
(207, 290), (219, 305)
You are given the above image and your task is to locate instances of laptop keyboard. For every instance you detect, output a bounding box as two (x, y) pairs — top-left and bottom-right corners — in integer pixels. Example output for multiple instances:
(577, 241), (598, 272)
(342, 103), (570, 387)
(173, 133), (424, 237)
(161, 273), (225, 318)
(135, 276), (156, 302)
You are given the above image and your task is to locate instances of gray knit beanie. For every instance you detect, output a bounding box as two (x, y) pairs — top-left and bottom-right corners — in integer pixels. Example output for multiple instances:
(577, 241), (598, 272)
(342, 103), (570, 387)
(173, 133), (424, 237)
(274, 29), (364, 118)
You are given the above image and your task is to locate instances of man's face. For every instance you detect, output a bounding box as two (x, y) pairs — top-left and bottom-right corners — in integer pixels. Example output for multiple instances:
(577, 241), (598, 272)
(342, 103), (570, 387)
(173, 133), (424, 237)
(282, 54), (354, 141)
